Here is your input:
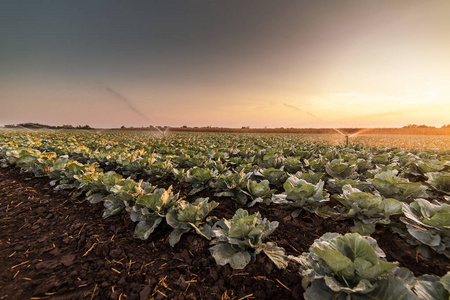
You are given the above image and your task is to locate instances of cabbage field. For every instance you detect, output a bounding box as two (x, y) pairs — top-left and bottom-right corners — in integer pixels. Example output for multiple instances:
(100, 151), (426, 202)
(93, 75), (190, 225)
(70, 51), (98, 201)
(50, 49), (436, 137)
(0, 130), (449, 299)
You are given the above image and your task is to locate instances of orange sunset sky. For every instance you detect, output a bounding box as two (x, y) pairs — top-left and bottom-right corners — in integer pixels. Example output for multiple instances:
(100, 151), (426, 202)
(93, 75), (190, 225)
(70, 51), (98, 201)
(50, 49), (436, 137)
(1, 1), (449, 128)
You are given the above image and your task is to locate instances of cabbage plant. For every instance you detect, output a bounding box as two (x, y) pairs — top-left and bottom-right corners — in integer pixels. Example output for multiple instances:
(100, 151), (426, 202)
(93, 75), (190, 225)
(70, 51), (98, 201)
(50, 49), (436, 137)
(184, 167), (216, 195)
(259, 152), (284, 169)
(143, 159), (173, 180)
(5, 148), (40, 170)
(261, 167), (288, 188)
(6, 148), (62, 179)
(130, 186), (179, 240)
(33, 152), (58, 177)
(166, 197), (218, 246)
(372, 153), (391, 165)
(294, 171), (326, 184)
(48, 158), (99, 190)
(76, 170), (124, 201)
(372, 170), (428, 202)
(283, 156), (304, 173)
(325, 159), (357, 180)
(426, 172), (450, 196)
(401, 198), (450, 258)
(209, 209), (287, 269)
(355, 158), (373, 175)
(414, 272), (450, 300)
(101, 178), (148, 218)
(417, 159), (448, 174)
(242, 179), (275, 207)
(205, 158), (228, 174)
(209, 171), (249, 204)
(272, 177), (331, 217)
(295, 232), (417, 300)
(326, 178), (371, 194)
(304, 157), (327, 172)
(333, 185), (403, 235)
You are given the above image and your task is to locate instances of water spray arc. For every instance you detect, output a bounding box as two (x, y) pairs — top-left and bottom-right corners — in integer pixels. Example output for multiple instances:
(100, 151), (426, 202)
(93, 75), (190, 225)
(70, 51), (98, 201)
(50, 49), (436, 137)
(151, 125), (169, 138)
(333, 128), (373, 146)
(332, 128), (349, 145)
(102, 85), (151, 122)
(284, 102), (377, 146)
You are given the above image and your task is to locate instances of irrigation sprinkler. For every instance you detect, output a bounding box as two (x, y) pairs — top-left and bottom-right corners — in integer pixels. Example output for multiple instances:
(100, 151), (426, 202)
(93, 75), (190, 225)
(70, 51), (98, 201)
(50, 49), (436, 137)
(150, 125), (169, 138)
(333, 128), (372, 146)
(333, 128), (349, 145)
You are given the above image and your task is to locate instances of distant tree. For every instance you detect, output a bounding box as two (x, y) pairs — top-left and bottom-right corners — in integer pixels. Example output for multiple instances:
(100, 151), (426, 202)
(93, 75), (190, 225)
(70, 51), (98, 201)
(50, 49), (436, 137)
(14, 122), (52, 129)
(403, 124), (435, 128)
(5, 122), (94, 130)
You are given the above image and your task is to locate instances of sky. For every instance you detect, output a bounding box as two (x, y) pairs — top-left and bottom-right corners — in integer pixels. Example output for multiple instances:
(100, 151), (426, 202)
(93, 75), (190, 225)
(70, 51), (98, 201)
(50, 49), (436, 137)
(1, 0), (449, 128)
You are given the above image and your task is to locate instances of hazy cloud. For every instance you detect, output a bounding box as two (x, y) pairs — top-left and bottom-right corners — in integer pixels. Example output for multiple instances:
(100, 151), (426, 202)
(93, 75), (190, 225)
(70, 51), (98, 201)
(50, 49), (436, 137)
(324, 92), (359, 97)
(342, 109), (409, 122)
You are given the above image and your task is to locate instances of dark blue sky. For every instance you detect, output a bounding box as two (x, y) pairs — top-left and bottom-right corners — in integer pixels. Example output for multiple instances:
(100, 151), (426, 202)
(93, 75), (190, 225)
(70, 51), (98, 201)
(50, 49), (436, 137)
(3, 1), (297, 80)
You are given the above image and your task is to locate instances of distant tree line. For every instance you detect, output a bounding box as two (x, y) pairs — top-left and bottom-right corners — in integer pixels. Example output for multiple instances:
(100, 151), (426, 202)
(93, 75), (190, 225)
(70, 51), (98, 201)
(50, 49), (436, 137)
(5, 123), (92, 130)
(403, 124), (450, 129)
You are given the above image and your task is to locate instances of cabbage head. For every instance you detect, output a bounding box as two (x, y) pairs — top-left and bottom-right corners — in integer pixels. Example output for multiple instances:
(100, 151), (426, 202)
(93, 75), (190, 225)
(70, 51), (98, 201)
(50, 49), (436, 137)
(426, 172), (450, 196)
(333, 185), (402, 235)
(130, 186), (180, 240)
(296, 232), (417, 300)
(373, 170), (428, 202)
(166, 197), (218, 247)
(272, 176), (331, 217)
(209, 209), (287, 269)
(401, 198), (450, 258)
(325, 159), (357, 180)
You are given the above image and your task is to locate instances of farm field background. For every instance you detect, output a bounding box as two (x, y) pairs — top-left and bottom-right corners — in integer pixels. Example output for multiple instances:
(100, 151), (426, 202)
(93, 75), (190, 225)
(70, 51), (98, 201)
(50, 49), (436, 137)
(1, 130), (450, 299)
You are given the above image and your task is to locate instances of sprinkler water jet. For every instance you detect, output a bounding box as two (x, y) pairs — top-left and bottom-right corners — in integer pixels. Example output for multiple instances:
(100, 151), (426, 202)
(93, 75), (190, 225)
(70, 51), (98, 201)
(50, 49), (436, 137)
(333, 128), (372, 146)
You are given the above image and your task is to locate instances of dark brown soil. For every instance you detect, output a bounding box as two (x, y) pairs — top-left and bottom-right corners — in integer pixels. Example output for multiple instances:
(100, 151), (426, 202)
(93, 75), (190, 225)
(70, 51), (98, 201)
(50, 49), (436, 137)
(1, 167), (449, 300)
